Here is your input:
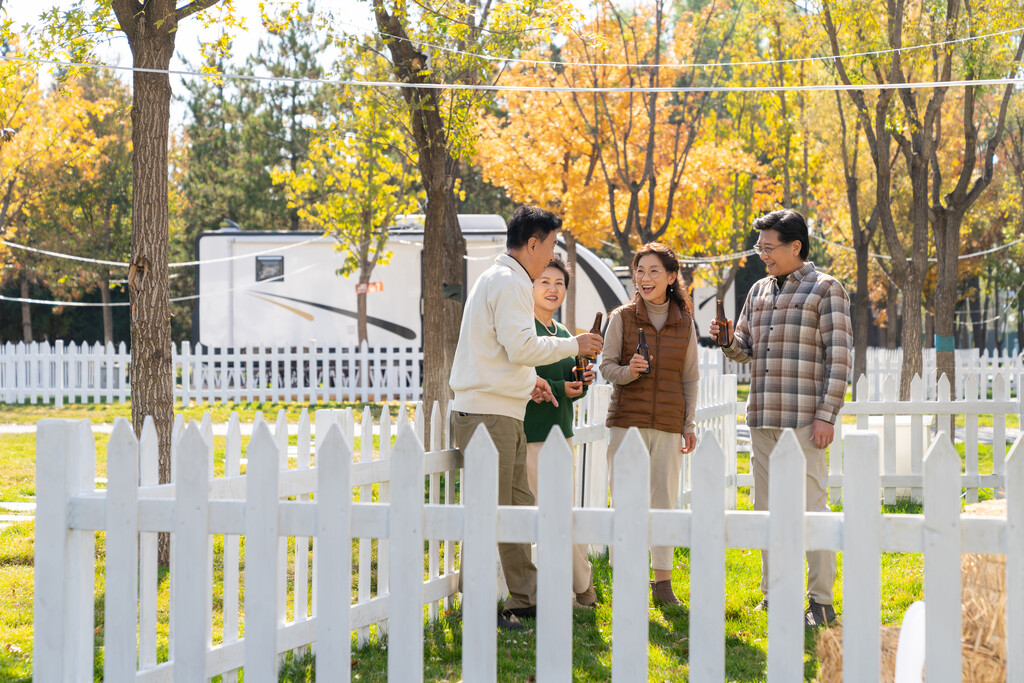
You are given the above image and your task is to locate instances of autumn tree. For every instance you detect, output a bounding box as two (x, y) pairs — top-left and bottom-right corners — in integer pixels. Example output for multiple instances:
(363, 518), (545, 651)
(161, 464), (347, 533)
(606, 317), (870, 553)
(0, 47), (104, 342)
(823, 0), (1024, 398)
(553, 0), (738, 264)
(276, 48), (422, 346)
(368, 0), (573, 415)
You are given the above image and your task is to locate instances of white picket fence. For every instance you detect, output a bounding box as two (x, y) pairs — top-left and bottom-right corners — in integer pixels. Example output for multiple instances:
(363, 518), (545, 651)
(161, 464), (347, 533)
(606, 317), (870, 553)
(0, 340), (422, 405)
(33, 402), (1024, 681)
(697, 346), (1024, 398)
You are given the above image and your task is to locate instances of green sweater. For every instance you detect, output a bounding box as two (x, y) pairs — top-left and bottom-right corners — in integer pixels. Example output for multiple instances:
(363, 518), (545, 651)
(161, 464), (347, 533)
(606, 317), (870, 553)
(524, 319), (588, 442)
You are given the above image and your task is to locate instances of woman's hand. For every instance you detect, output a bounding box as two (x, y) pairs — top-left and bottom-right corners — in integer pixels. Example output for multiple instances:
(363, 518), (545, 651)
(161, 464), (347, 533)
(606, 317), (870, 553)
(681, 433), (696, 454)
(627, 353), (650, 378)
(564, 381), (584, 398)
(580, 362), (596, 386)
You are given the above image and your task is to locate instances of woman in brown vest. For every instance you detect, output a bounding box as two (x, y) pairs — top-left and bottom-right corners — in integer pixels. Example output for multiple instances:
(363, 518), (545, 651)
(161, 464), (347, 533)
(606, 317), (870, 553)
(600, 242), (699, 607)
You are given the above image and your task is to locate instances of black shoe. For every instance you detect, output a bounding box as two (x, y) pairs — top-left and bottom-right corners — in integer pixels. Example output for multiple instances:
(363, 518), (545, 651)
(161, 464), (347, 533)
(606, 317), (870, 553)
(753, 598), (769, 613)
(505, 605), (537, 620)
(805, 599), (837, 627)
(497, 609), (524, 631)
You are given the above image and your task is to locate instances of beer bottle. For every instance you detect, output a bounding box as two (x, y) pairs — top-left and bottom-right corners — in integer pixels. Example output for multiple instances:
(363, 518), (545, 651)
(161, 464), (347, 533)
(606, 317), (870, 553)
(636, 327), (651, 375)
(715, 298), (730, 347)
(575, 312), (603, 385)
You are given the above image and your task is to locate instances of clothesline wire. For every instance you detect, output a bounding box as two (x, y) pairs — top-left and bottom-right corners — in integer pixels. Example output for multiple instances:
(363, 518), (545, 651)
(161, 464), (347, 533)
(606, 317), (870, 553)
(4, 53), (1023, 94)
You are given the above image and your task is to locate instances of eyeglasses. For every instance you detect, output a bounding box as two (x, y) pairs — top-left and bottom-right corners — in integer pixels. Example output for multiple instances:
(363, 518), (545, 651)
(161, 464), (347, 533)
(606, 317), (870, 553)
(753, 243), (785, 256)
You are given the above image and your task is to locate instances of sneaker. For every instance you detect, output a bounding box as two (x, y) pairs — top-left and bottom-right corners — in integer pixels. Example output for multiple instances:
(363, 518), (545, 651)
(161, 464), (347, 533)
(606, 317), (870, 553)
(505, 605), (537, 620)
(575, 581), (598, 608)
(753, 598), (769, 613)
(497, 609), (524, 631)
(650, 580), (682, 607)
(805, 599), (837, 627)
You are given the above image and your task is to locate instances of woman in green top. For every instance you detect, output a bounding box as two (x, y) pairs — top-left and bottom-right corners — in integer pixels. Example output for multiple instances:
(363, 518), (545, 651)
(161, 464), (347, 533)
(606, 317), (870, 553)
(524, 258), (597, 607)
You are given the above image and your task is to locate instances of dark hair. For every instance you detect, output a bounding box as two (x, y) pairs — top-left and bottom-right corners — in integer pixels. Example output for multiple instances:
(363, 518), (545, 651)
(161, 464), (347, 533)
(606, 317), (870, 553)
(631, 242), (693, 317)
(506, 205), (562, 250)
(544, 257), (571, 289)
(752, 209), (809, 260)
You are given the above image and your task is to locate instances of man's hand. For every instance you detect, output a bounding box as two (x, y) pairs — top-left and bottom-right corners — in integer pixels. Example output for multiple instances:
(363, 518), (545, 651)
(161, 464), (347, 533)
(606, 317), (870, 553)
(627, 353), (649, 378)
(810, 419), (834, 449)
(581, 362), (596, 385)
(531, 377), (558, 406)
(575, 332), (603, 357)
(564, 381), (584, 398)
(709, 319), (732, 346)
(681, 433), (696, 454)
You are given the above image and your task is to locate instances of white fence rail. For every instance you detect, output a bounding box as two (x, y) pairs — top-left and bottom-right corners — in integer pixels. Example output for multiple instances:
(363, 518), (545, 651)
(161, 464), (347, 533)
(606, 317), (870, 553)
(34, 406), (1024, 681)
(0, 340), (422, 405)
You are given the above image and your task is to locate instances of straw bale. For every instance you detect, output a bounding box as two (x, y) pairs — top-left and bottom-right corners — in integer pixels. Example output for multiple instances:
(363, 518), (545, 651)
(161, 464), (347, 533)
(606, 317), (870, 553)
(816, 499), (1007, 682)
(962, 499), (1006, 673)
(815, 625), (900, 683)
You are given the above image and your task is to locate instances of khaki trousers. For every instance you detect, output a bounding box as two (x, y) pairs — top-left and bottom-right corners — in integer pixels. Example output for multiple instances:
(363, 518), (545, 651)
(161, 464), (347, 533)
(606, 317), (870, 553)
(525, 439), (594, 595)
(607, 426), (683, 571)
(451, 412), (537, 610)
(751, 424), (836, 605)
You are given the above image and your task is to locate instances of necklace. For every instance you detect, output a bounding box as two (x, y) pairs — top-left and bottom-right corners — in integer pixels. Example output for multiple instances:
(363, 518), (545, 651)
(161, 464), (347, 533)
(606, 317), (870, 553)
(536, 317), (557, 335)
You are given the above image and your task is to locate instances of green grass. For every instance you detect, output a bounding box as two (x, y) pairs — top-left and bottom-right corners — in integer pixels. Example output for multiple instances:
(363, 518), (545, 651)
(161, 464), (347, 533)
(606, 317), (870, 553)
(0, 400), (413, 427)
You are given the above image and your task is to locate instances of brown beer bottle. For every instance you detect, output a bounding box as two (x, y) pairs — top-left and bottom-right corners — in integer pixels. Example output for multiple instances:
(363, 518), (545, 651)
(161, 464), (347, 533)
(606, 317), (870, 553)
(575, 312), (603, 385)
(636, 327), (651, 375)
(715, 298), (730, 347)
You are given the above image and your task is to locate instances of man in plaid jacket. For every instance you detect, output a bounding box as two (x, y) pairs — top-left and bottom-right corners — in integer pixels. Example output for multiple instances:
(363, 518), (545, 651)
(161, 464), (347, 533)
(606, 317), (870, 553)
(710, 208), (853, 628)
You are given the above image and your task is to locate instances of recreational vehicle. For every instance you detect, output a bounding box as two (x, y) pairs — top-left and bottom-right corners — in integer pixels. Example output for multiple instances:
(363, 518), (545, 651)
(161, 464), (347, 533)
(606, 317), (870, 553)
(194, 215), (629, 349)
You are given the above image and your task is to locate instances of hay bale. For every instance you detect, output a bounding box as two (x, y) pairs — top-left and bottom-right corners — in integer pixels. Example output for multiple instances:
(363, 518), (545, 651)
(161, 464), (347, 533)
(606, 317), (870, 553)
(962, 499), (1006, 677)
(815, 625), (901, 683)
(816, 499), (1007, 682)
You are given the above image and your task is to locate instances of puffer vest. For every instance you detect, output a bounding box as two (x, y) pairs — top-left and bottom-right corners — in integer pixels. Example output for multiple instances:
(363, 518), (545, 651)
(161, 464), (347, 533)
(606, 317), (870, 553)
(605, 299), (691, 433)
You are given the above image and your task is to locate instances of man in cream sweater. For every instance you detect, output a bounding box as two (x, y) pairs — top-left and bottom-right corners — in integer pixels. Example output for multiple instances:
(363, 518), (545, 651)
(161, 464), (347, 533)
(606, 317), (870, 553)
(450, 205), (603, 628)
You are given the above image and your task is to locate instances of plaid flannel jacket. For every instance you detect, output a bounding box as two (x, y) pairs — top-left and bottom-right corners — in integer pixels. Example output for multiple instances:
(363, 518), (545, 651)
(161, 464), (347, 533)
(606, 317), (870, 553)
(723, 262), (853, 429)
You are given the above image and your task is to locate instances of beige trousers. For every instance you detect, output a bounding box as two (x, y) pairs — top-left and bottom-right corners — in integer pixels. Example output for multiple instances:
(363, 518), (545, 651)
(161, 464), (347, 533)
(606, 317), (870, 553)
(451, 412), (536, 610)
(525, 439), (594, 595)
(607, 426), (683, 571)
(751, 424), (836, 605)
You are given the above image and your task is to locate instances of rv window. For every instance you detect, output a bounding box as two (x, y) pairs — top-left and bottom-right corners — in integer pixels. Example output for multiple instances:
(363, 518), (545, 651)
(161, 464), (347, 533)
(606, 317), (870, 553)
(255, 256), (284, 282)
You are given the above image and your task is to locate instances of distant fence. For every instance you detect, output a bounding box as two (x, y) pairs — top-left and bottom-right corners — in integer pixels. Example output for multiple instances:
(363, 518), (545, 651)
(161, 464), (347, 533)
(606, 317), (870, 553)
(34, 401), (1024, 680)
(0, 341), (422, 405)
(698, 345), (1023, 397)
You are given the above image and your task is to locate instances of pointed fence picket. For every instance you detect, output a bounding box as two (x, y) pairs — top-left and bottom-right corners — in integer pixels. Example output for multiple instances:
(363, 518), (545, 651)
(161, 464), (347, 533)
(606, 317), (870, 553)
(33, 408), (1024, 681)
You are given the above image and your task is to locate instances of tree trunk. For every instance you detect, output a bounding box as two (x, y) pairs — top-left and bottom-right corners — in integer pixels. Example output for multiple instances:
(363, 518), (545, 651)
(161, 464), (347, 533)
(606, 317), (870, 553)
(101, 270), (114, 345)
(885, 281), (899, 349)
(113, 0), (180, 566)
(852, 247), (870, 398)
(357, 281), (368, 347)
(19, 271), (32, 343)
(899, 297), (924, 397)
(564, 231), (577, 332)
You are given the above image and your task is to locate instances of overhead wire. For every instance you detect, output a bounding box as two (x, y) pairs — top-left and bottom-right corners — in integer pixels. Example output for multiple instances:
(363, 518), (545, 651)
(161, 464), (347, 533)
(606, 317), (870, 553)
(3, 53), (1024, 94)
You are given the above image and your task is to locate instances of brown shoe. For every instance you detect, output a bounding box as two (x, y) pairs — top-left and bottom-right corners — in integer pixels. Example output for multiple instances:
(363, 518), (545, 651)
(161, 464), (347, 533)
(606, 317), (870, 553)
(650, 579), (682, 606)
(575, 581), (598, 608)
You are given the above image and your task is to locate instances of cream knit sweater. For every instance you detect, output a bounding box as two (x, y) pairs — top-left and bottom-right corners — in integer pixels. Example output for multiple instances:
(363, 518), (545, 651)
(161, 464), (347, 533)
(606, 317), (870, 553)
(450, 254), (580, 420)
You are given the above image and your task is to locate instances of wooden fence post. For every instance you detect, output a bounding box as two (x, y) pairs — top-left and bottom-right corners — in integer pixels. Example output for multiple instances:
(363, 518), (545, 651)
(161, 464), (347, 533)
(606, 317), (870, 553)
(767, 429), (805, 682)
(104, 419), (140, 680)
(612, 427), (649, 682)
(315, 423), (352, 682)
(33, 419), (94, 682)
(1006, 434), (1024, 683)
(389, 422), (425, 682)
(842, 430), (880, 682)
(173, 423), (211, 682)
(923, 433), (962, 682)
(690, 433), (725, 682)
(462, 424), (498, 683)
(536, 430), (574, 681)
(244, 422), (281, 682)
